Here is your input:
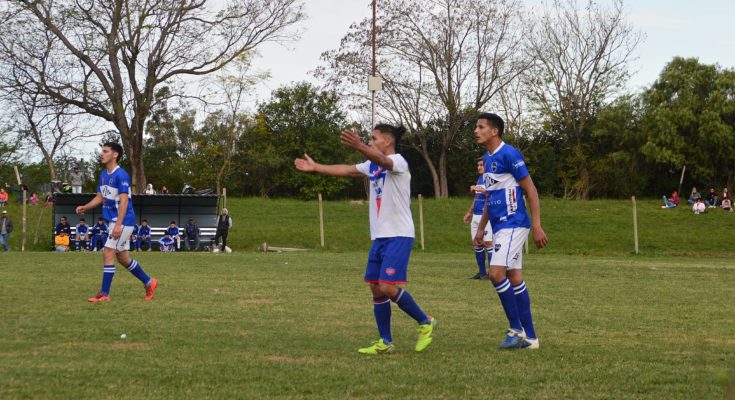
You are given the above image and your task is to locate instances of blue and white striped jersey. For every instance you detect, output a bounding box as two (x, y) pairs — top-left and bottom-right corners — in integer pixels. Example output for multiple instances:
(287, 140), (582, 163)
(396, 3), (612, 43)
(482, 142), (531, 233)
(98, 166), (136, 226)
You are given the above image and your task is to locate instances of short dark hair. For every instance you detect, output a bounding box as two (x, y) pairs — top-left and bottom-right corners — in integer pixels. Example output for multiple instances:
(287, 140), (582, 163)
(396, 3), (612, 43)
(103, 142), (124, 163)
(475, 157), (484, 164)
(80, 218), (85, 222)
(170, 221), (176, 225)
(477, 113), (505, 137)
(142, 219), (148, 223)
(60, 216), (67, 221)
(98, 217), (104, 221)
(374, 123), (407, 147)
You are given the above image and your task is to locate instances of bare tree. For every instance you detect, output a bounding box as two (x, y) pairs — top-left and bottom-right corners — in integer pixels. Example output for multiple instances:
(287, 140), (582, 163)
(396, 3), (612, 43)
(525, 0), (642, 199)
(318, 0), (529, 198)
(0, 0), (303, 193)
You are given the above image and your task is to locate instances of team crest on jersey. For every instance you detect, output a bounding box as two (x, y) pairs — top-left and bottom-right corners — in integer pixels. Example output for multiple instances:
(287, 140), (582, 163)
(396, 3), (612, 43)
(491, 162), (498, 172)
(385, 267), (396, 276)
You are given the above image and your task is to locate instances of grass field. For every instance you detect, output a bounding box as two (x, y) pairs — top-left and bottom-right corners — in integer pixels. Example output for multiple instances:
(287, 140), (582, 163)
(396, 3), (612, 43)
(1, 251), (734, 399)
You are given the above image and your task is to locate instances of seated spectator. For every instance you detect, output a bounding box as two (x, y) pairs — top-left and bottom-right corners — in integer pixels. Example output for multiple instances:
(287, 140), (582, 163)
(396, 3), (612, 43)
(687, 187), (701, 205)
(44, 193), (54, 206)
(723, 188), (730, 203)
(90, 217), (108, 251)
(167, 221), (181, 251)
(692, 198), (706, 214)
(662, 191), (679, 208)
(29, 192), (39, 205)
(184, 217), (201, 251)
(129, 223), (139, 252)
(55, 216), (72, 236)
(75, 218), (90, 252)
(144, 183), (156, 195)
(0, 188), (8, 207)
(161, 185), (169, 194)
(722, 196), (733, 212)
(136, 219), (152, 251)
(158, 232), (175, 252)
(55, 232), (71, 252)
(705, 187), (718, 208)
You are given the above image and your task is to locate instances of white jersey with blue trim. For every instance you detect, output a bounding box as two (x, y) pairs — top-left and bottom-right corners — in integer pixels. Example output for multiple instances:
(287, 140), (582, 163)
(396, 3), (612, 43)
(98, 166), (136, 226)
(355, 154), (415, 240)
(482, 142), (531, 233)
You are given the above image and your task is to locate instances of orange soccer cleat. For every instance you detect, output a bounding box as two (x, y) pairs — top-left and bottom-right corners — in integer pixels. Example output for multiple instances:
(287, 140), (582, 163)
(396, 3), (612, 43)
(145, 278), (159, 301)
(88, 292), (110, 303)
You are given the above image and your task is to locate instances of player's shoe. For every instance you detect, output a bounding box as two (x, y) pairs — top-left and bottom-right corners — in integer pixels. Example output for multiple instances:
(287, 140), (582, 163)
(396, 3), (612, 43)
(498, 329), (524, 349)
(88, 292), (110, 303)
(469, 272), (484, 279)
(415, 317), (438, 352)
(145, 278), (158, 301)
(358, 339), (395, 355)
(519, 337), (540, 349)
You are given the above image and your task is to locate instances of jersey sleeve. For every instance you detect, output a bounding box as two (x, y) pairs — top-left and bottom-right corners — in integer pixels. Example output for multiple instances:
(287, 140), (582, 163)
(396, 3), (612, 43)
(117, 171), (131, 195)
(355, 160), (372, 177)
(388, 154), (408, 174)
(508, 149), (529, 182)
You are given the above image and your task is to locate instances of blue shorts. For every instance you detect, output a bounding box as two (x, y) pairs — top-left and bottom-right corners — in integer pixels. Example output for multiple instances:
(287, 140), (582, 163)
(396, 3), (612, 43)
(364, 237), (414, 284)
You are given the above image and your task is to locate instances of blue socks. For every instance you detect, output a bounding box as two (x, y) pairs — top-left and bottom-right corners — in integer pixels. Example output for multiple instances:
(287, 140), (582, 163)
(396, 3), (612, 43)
(127, 259), (151, 286)
(474, 246), (487, 275)
(391, 287), (431, 325)
(101, 265), (115, 295)
(494, 278), (523, 332)
(514, 281), (537, 339)
(373, 296), (392, 343)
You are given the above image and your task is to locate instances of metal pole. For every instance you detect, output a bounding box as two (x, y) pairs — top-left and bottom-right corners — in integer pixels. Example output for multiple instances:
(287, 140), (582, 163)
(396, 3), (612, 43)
(22, 189), (27, 252)
(632, 196), (639, 255)
(418, 194), (425, 250)
(318, 193), (325, 247)
(371, 0), (376, 128)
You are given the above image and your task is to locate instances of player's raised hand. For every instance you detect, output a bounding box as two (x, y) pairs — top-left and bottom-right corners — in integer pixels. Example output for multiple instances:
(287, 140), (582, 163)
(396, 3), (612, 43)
(532, 225), (548, 249)
(294, 154), (317, 172)
(76, 205), (85, 215)
(339, 129), (363, 150)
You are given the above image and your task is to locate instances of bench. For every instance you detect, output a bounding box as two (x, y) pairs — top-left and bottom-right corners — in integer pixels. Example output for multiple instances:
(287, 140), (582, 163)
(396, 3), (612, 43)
(55, 226), (218, 251)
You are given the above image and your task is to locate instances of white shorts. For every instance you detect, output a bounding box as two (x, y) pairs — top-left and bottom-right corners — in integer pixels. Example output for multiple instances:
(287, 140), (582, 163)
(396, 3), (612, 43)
(470, 214), (493, 243)
(104, 225), (135, 252)
(490, 228), (530, 270)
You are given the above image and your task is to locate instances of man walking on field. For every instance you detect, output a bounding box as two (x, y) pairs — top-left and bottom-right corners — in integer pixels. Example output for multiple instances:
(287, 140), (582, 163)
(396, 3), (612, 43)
(294, 124), (437, 355)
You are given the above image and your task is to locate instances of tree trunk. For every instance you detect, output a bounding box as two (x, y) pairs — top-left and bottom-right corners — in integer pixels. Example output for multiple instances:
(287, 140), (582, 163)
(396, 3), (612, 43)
(438, 148), (449, 198)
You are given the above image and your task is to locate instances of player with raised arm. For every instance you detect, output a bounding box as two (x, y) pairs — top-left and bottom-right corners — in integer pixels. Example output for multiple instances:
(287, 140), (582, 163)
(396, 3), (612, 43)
(294, 125), (437, 355)
(463, 158), (492, 280)
(77, 142), (158, 303)
(473, 113), (548, 349)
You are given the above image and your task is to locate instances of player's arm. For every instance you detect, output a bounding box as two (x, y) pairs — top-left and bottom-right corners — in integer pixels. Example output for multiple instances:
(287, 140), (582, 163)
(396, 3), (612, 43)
(294, 153), (363, 177)
(76, 193), (103, 215)
(518, 176), (548, 249)
(340, 129), (395, 171)
(111, 193), (129, 239)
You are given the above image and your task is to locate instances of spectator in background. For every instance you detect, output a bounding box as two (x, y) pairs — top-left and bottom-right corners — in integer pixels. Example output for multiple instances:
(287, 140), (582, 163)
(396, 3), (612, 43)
(44, 193), (54, 206)
(687, 187), (701, 205)
(0, 188), (8, 207)
(69, 167), (84, 193)
(90, 217), (108, 251)
(167, 221), (180, 251)
(722, 196), (733, 212)
(0, 210), (12, 252)
(55, 232), (71, 252)
(29, 192), (39, 205)
(129, 223), (139, 252)
(215, 208), (233, 252)
(184, 217), (201, 251)
(705, 187), (718, 208)
(692, 198), (706, 214)
(14, 184), (29, 204)
(144, 184), (156, 195)
(723, 188), (730, 203)
(662, 190), (679, 208)
(55, 216), (72, 236)
(158, 232), (175, 252)
(161, 185), (169, 194)
(75, 218), (90, 251)
(137, 219), (152, 251)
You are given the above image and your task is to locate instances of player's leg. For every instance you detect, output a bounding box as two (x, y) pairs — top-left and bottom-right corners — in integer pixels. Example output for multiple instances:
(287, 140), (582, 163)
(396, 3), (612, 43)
(114, 228), (158, 301)
(489, 228), (524, 349)
(470, 215), (488, 279)
(194, 236), (200, 251)
(358, 240), (395, 355)
(88, 247), (116, 302)
(184, 236), (191, 251)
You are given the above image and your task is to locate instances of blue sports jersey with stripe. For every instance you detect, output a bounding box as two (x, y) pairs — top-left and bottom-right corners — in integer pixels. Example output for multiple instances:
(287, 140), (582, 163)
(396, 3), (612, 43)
(482, 142), (531, 233)
(98, 166), (136, 226)
(472, 176), (487, 215)
(76, 224), (89, 235)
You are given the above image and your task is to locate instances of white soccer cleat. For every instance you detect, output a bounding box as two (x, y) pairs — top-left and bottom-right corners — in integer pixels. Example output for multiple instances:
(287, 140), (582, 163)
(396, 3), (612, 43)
(520, 337), (540, 349)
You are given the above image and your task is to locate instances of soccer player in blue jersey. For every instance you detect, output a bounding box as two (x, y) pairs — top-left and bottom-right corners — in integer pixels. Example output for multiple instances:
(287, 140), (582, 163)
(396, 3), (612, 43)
(473, 113), (548, 349)
(295, 125), (437, 355)
(158, 232), (175, 252)
(76, 142), (158, 302)
(75, 218), (90, 252)
(129, 223), (139, 251)
(90, 217), (108, 251)
(137, 219), (152, 251)
(166, 221), (180, 251)
(463, 158), (492, 280)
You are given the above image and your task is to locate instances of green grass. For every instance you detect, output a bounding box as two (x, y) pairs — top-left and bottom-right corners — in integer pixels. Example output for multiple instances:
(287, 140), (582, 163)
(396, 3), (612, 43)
(4, 197), (735, 256)
(1, 252), (733, 399)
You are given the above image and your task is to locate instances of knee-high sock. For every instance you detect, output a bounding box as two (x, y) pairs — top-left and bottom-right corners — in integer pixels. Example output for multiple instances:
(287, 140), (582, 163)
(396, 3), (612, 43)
(373, 296), (392, 343)
(474, 246), (487, 275)
(126, 259), (152, 286)
(391, 287), (430, 325)
(101, 265), (115, 295)
(514, 281), (537, 339)
(494, 278), (523, 332)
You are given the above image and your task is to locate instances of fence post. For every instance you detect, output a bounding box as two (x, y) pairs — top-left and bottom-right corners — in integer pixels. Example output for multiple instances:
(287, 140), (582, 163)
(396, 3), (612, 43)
(318, 193), (325, 247)
(418, 194), (425, 250)
(632, 196), (639, 254)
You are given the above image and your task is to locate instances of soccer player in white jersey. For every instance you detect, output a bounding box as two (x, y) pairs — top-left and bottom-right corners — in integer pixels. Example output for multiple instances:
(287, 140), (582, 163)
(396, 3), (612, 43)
(76, 142), (159, 303)
(294, 124), (437, 355)
(473, 113), (548, 349)
(463, 158), (492, 280)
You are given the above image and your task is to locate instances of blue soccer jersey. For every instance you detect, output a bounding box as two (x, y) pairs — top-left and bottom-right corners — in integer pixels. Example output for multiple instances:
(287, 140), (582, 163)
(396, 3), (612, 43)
(98, 166), (136, 226)
(472, 175), (488, 215)
(131, 225), (139, 236)
(93, 222), (108, 235)
(76, 224), (89, 236)
(482, 142), (531, 233)
(138, 225), (151, 236)
(167, 226), (179, 236)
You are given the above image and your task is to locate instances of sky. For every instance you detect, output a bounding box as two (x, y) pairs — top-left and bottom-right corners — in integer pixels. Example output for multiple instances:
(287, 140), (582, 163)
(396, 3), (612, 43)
(248, 0), (735, 102)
